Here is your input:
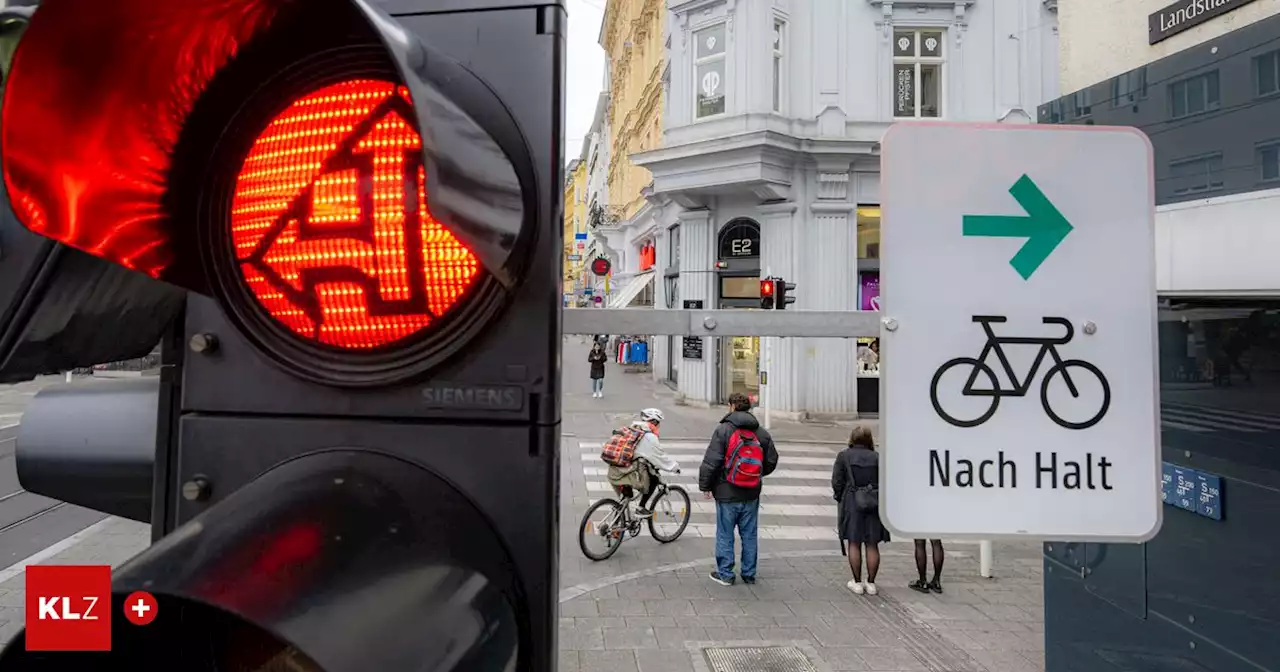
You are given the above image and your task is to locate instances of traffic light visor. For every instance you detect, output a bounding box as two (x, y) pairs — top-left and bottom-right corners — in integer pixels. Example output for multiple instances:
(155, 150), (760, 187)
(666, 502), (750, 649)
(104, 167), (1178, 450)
(0, 0), (534, 296)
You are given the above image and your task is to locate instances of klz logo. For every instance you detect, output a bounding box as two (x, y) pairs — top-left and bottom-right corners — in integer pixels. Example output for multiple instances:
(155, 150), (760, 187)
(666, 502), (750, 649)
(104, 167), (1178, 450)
(25, 565), (112, 651)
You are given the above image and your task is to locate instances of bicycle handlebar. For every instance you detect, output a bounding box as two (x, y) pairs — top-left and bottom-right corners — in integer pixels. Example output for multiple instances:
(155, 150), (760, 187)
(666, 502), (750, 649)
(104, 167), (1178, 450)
(1042, 317), (1073, 343)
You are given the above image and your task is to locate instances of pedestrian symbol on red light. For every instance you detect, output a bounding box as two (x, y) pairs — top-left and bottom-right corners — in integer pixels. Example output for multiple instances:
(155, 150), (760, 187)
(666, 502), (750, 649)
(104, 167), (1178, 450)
(230, 79), (481, 351)
(123, 591), (157, 626)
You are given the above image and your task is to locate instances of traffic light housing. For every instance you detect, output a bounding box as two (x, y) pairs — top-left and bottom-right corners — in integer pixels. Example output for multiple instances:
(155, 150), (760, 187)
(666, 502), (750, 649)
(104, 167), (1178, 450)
(0, 0), (564, 669)
(760, 278), (776, 309)
(776, 278), (796, 310)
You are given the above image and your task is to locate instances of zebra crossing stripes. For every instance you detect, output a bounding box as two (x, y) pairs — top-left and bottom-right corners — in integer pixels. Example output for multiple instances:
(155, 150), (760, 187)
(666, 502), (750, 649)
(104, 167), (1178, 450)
(1160, 402), (1280, 434)
(577, 439), (844, 541)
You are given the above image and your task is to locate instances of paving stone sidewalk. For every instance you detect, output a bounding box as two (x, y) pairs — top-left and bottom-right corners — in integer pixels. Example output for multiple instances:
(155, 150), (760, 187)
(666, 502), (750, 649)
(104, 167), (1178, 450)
(557, 541), (1046, 672)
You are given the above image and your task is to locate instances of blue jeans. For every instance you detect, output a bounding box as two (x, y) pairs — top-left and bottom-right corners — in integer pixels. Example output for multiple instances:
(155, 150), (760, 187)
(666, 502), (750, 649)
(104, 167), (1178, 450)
(714, 500), (760, 579)
(591, 378), (604, 394)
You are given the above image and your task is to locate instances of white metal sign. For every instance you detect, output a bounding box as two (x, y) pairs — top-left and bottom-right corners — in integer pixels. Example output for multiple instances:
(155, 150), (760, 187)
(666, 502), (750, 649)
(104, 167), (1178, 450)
(880, 122), (1161, 542)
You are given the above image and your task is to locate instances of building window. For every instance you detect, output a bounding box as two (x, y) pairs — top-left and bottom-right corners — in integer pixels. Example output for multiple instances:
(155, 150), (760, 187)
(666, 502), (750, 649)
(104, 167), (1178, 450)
(1169, 153), (1224, 195)
(1072, 90), (1092, 118)
(772, 19), (785, 113)
(694, 23), (726, 119)
(1259, 142), (1280, 182)
(1168, 71), (1220, 119)
(668, 224), (681, 268)
(1111, 67), (1148, 107)
(892, 29), (944, 118)
(1255, 50), (1280, 97)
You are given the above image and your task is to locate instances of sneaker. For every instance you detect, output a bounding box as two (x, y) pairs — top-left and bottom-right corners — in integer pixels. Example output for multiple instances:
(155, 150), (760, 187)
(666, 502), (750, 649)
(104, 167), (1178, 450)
(846, 579), (865, 595)
(635, 507), (652, 517)
(928, 579), (944, 594)
(741, 576), (756, 585)
(864, 583), (878, 596)
(709, 572), (735, 587)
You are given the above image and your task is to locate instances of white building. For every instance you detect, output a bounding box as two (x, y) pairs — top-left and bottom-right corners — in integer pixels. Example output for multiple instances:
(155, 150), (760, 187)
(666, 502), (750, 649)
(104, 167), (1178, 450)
(605, 0), (1061, 416)
(582, 91), (614, 302)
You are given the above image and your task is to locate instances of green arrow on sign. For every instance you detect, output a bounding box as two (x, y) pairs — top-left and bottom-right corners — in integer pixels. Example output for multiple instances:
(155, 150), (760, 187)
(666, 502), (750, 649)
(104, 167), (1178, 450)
(962, 174), (1073, 281)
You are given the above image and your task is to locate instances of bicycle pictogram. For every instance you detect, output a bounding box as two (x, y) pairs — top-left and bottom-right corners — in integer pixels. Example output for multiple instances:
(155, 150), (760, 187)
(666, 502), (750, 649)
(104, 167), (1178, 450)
(929, 316), (1111, 430)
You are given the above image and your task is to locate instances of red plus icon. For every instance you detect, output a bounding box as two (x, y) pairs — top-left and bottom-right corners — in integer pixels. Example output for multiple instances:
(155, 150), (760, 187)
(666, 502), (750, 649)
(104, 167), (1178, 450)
(123, 591), (157, 626)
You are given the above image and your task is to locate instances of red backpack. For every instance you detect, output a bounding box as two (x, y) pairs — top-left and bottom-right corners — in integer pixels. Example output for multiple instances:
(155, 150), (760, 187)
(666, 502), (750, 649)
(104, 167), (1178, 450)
(724, 428), (765, 488)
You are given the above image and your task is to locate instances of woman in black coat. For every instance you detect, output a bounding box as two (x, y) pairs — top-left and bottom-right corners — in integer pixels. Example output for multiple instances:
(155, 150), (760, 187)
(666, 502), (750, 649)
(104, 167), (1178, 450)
(832, 426), (890, 596)
(588, 342), (608, 398)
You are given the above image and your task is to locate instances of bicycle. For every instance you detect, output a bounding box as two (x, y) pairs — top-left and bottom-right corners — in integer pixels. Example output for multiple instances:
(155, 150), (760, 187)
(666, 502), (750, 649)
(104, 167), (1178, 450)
(578, 466), (691, 562)
(929, 315), (1111, 430)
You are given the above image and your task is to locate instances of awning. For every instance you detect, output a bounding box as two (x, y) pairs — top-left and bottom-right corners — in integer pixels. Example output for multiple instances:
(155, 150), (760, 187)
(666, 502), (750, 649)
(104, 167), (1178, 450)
(608, 271), (655, 309)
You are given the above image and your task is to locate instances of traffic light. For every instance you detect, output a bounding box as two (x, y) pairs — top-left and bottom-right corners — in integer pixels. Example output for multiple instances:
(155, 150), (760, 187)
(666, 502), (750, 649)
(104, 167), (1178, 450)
(776, 278), (797, 310)
(0, 0), (563, 669)
(760, 278), (776, 309)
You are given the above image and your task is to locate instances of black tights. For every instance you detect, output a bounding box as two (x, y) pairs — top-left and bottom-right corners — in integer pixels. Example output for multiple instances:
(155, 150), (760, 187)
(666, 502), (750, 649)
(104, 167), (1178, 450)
(846, 542), (881, 583)
(914, 539), (945, 583)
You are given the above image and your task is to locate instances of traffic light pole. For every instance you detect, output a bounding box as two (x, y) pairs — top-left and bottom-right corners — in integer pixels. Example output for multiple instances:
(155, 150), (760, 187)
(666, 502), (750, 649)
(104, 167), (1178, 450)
(562, 307), (997, 578)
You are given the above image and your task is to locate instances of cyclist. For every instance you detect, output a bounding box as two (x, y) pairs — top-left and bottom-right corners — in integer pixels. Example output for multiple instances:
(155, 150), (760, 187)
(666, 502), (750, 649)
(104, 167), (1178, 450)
(606, 408), (680, 516)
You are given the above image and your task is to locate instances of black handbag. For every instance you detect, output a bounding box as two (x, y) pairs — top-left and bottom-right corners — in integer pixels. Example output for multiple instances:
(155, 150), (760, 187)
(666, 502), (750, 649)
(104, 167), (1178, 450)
(844, 453), (879, 513)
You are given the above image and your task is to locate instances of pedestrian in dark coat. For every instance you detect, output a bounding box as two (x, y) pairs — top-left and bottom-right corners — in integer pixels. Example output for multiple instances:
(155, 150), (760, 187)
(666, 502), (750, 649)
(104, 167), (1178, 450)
(698, 392), (779, 586)
(588, 342), (608, 398)
(832, 425), (890, 596)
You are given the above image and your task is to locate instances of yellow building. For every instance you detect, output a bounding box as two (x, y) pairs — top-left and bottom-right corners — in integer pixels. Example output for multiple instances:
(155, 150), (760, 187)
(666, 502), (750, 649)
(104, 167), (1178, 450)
(600, 0), (664, 220)
(562, 158), (588, 298)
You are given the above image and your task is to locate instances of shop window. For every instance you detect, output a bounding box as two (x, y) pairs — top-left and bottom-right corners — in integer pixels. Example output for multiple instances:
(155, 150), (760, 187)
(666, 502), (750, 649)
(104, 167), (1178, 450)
(1259, 142), (1280, 183)
(892, 29), (944, 118)
(720, 276), (761, 299)
(1168, 71), (1219, 119)
(772, 18), (786, 113)
(638, 242), (656, 271)
(1255, 49), (1280, 97)
(1169, 153), (1224, 195)
(857, 207), (881, 259)
(693, 22), (726, 119)
(1156, 302), (1280, 474)
(1111, 67), (1148, 107)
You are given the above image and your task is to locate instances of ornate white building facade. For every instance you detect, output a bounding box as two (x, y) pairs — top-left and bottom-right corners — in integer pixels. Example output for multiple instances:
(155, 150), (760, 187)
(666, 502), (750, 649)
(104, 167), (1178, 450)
(604, 0), (1061, 415)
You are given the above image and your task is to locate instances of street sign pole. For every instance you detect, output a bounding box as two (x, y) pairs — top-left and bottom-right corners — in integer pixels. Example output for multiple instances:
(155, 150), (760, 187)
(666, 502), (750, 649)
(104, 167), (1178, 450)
(880, 121), (1160, 543)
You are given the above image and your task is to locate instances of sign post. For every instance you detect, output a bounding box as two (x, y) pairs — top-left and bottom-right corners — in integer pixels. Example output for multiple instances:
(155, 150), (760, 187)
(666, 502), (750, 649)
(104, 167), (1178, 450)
(880, 122), (1161, 542)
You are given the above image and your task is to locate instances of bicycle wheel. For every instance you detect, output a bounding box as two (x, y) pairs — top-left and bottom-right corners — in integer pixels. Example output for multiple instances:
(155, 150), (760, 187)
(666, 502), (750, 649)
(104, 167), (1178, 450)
(1041, 359), (1111, 430)
(647, 485), (691, 543)
(929, 357), (1001, 428)
(578, 499), (626, 561)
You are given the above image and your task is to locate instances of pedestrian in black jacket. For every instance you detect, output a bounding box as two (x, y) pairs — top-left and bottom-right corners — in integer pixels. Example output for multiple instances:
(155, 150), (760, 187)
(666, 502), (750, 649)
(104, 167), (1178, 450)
(588, 343), (607, 398)
(698, 392), (779, 586)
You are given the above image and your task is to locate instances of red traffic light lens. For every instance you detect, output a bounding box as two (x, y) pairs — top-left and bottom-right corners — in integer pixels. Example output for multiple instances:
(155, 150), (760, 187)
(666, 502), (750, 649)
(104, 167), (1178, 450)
(230, 79), (480, 350)
(760, 280), (774, 296)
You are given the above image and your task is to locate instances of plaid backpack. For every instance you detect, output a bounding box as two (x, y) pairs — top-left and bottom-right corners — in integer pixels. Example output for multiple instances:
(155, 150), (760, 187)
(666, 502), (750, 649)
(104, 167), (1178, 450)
(601, 426), (646, 468)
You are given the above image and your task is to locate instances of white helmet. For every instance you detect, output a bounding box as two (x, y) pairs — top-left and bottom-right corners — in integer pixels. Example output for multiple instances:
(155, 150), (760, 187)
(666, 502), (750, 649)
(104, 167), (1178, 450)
(638, 408), (664, 424)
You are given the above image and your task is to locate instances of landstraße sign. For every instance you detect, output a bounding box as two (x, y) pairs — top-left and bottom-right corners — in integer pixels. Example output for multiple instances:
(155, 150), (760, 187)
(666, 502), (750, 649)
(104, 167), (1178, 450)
(1149, 0), (1260, 44)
